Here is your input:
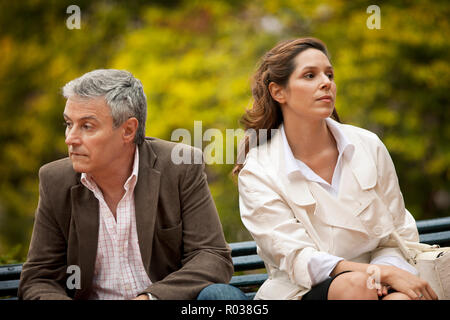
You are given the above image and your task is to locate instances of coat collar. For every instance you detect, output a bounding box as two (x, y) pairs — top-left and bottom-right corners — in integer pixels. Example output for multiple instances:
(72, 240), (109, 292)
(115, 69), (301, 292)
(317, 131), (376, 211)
(280, 118), (355, 178)
(264, 119), (377, 207)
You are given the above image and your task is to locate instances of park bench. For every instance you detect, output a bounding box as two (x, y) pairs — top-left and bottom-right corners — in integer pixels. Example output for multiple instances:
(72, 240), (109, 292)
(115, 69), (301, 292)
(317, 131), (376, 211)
(230, 216), (450, 299)
(1, 216), (450, 300)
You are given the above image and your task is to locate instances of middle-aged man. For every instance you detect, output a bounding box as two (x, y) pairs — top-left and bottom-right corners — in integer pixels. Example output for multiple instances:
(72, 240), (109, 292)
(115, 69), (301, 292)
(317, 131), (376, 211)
(18, 69), (246, 300)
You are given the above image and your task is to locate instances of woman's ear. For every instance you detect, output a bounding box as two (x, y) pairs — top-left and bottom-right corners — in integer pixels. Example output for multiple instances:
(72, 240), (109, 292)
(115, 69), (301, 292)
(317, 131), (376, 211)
(268, 82), (286, 104)
(122, 117), (139, 143)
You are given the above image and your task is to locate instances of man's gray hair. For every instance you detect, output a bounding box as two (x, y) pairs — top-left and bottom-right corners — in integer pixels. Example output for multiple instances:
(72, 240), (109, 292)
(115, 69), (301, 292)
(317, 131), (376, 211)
(62, 69), (147, 145)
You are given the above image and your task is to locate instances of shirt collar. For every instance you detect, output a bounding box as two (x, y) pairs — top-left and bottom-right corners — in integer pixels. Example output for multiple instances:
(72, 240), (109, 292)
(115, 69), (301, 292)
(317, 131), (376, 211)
(325, 117), (352, 155)
(81, 147), (139, 193)
(281, 118), (354, 177)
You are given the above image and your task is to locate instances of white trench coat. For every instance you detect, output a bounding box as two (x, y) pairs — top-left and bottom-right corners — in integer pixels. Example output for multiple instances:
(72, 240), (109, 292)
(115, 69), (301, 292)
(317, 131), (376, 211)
(238, 119), (419, 300)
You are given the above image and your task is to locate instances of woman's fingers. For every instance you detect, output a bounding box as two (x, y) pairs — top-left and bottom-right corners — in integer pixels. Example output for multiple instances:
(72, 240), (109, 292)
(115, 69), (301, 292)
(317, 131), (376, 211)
(380, 265), (439, 300)
(417, 280), (438, 300)
(414, 282), (437, 300)
(421, 290), (432, 300)
(377, 284), (392, 298)
(425, 283), (439, 300)
(415, 291), (425, 300)
(406, 289), (419, 300)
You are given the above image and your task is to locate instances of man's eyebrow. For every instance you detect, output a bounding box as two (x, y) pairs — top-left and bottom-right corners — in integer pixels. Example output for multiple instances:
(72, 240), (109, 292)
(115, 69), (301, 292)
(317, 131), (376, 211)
(63, 114), (98, 121)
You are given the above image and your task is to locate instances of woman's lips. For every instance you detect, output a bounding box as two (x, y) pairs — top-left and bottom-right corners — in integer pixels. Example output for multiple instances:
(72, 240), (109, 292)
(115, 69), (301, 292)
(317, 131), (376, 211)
(317, 97), (332, 103)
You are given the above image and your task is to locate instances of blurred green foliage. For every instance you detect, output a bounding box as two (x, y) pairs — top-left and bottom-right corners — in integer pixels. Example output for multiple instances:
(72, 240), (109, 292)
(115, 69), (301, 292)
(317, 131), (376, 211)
(0, 0), (449, 262)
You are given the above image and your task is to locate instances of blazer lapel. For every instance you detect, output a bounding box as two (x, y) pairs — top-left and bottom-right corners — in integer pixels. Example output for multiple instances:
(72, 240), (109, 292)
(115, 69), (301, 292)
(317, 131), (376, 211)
(70, 183), (99, 299)
(134, 141), (161, 278)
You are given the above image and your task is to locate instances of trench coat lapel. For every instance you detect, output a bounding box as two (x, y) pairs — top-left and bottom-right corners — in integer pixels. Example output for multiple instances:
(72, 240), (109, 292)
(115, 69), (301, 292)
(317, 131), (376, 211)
(344, 128), (377, 191)
(267, 131), (326, 250)
(283, 175), (329, 251)
(134, 141), (161, 278)
(70, 183), (99, 299)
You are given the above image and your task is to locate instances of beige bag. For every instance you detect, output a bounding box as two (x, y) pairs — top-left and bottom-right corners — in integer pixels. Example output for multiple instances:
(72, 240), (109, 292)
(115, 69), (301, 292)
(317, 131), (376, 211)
(391, 231), (450, 300)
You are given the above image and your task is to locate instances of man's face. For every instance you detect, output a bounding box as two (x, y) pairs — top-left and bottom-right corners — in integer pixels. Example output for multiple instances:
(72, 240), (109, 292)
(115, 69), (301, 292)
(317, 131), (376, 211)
(63, 96), (125, 176)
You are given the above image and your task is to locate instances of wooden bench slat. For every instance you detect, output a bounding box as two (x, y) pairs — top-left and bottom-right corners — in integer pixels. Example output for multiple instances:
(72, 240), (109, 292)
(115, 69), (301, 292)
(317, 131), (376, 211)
(230, 274), (268, 287)
(419, 230), (450, 246)
(228, 219), (450, 256)
(232, 255), (265, 272)
(230, 232), (450, 257)
(0, 264), (22, 281)
(229, 241), (257, 257)
(416, 217), (450, 234)
(0, 279), (19, 296)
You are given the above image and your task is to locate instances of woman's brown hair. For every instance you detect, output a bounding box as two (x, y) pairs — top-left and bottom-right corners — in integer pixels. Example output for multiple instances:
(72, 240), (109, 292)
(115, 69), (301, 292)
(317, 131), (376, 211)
(232, 37), (340, 175)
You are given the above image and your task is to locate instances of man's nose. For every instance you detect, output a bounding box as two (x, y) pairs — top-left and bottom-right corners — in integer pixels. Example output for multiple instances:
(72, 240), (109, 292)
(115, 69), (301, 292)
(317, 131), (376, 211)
(65, 127), (81, 146)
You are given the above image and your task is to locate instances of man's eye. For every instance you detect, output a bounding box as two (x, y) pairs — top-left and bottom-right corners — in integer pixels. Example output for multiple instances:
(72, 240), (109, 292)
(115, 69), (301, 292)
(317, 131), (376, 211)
(82, 124), (93, 130)
(63, 122), (72, 128)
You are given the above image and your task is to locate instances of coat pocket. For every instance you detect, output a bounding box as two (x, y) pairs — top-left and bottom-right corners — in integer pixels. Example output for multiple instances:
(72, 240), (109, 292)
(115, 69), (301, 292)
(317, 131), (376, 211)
(156, 222), (183, 247)
(356, 191), (395, 239)
(154, 222), (183, 270)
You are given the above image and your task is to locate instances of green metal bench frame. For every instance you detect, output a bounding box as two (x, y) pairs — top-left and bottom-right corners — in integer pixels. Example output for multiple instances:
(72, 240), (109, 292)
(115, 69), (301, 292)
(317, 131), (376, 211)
(1, 217), (450, 300)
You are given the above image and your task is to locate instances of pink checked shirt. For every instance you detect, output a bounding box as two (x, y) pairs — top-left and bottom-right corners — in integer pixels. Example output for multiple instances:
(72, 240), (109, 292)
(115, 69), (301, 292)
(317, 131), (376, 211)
(81, 148), (152, 300)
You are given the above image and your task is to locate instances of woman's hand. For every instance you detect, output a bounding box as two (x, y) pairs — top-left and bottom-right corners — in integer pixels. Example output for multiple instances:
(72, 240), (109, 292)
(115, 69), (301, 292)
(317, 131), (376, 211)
(377, 284), (390, 298)
(379, 265), (438, 300)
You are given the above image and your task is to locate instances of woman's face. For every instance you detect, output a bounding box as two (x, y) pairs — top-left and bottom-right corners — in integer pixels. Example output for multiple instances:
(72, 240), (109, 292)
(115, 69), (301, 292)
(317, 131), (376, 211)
(272, 48), (336, 122)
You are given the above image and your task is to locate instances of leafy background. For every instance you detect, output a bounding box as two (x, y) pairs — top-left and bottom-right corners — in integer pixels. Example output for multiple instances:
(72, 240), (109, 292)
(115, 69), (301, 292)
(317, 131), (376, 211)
(0, 0), (449, 263)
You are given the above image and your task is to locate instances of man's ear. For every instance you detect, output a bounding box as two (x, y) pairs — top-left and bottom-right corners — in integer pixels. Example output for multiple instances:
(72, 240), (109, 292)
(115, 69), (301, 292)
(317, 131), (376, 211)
(122, 117), (139, 143)
(268, 82), (286, 104)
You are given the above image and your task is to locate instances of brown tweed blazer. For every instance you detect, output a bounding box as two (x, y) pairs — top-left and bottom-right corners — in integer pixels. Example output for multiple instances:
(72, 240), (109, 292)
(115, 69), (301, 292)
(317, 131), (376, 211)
(18, 138), (233, 300)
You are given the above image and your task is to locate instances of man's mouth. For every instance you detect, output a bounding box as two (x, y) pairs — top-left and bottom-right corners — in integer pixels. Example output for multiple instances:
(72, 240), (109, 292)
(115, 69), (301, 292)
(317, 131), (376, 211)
(70, 152), (86, 157)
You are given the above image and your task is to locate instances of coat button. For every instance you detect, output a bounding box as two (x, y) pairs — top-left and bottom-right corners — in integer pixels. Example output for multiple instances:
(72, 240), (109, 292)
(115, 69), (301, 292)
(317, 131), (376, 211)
(373, 225), (383, 236)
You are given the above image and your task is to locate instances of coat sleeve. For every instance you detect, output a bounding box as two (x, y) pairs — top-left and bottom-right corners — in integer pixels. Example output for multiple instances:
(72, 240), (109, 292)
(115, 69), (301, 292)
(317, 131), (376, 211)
(140, 149), (233, 300)
(18, 167), (72, 300)
(370, 136), (420, 264)
(238, 158), (320, 290)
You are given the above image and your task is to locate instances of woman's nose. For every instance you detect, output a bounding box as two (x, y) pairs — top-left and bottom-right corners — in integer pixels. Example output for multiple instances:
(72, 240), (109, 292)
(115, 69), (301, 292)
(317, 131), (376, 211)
(320, 74), (332, 89)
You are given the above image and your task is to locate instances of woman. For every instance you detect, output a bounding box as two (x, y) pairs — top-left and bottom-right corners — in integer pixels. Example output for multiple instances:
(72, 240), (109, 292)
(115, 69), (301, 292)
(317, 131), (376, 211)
(234, 37), (438, 300)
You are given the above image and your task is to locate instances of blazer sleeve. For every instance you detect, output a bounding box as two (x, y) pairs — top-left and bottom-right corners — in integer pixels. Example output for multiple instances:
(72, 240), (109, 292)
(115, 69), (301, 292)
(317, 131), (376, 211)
(238, 158), (320, 289)
(140, 149), (233, 300)
(370, 136), (420, 263)
(18, 167), (72, 300)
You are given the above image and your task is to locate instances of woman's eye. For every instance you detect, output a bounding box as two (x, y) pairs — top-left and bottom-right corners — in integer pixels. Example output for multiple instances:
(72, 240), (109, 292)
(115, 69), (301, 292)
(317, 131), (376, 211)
(327, 73), (334, 80)
(82, 124), (92, 130)
(304, 73), (314, 79)
(63, 122), (72, 128)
